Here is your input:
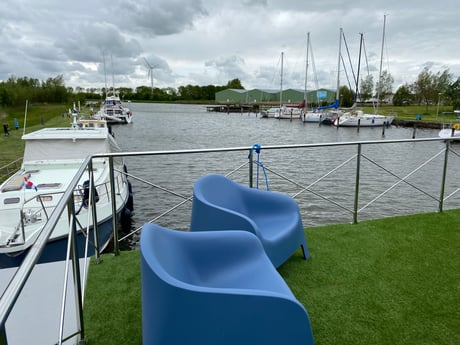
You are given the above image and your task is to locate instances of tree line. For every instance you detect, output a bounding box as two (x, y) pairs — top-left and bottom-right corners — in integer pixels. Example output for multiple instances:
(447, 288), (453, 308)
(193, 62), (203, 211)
(1, 69), (459, 110)
(0, 76), (244, 107)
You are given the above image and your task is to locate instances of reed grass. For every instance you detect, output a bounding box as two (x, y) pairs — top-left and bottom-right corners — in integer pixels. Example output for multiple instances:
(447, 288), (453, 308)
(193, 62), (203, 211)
(84, 209), (460, 345)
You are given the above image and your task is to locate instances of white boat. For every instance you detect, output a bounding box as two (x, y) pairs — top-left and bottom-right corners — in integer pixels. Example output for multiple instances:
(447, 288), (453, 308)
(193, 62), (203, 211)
(335, 110), (394, 127)
(439, 123), (460, 140)
(334, 16), (395, 128)
(94, 94), (133, 124)
(0, 114), (133, 268)
(260, 52), (303, 120)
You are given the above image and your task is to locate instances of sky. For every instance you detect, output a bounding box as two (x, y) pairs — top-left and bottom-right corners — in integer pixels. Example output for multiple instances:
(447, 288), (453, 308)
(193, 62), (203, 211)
(1, 0), (459, 93)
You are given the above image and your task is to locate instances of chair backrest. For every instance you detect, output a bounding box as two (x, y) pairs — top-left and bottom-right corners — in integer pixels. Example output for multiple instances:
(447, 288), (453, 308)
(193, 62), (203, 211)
(193, 174), (247, 214)
(142, 223), (196, 285)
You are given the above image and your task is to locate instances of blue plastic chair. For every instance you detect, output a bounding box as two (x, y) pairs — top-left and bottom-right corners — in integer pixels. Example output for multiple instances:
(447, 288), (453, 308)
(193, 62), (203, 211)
(190, 174), (309, 267)
(140, 223), (315, 345)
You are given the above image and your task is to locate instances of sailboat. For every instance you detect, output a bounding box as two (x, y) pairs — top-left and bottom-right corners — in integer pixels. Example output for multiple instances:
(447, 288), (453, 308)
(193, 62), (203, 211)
(261, 52), (303, 119)
(335, 16), (394, 127)
(302, 32), (340, 123)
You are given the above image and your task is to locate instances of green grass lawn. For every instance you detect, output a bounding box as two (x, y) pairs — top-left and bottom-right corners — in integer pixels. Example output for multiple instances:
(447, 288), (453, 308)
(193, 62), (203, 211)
(84, 209), (460, 345)
(0, 104), (71, 167)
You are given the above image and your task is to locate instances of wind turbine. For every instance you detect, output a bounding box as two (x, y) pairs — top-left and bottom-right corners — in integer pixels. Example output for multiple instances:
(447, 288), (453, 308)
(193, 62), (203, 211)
(144, 58), (159, 95)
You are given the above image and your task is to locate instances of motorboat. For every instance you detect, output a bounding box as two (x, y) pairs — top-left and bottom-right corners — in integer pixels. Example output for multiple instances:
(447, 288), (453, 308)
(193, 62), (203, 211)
(334, 110), (394, 127)
(439, 123), (460, 140)
(0, 113), (133, 268)
(94, 94), (133, 124)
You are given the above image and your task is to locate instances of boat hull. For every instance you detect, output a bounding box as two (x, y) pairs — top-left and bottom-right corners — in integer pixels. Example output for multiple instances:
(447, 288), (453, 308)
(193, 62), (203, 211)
(0, 207), (129, 268)
(335, 115), (393, 127)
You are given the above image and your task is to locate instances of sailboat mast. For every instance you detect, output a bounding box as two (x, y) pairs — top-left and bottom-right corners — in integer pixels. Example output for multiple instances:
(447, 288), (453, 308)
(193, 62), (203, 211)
(280, 51), (284, 109)
(336, 28), (342, 106)
(111, 54), (115, 97)
(103, 52), (108, 98)
(355, 33), (363, 104)
(304, 33), (310, 111)
(376, 14), (386, 114)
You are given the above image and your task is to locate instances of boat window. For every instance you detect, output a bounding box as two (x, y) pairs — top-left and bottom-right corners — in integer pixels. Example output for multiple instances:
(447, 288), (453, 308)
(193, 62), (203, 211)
(37, 195), (52, 202)
(37, 183), (61, 188)
(4, 197), (20, 204)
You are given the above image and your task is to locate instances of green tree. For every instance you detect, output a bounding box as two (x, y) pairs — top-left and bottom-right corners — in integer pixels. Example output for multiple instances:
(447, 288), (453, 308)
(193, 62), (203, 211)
(339, 86), (354, 107)
(376, 70), (393, 102)
(359, 75), (374, 101)
(226, 79), (244, 89)
(392, 84), (413, 106)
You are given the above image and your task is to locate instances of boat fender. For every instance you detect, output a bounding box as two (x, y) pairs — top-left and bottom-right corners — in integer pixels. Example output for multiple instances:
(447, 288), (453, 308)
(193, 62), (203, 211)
(126, 187), (134, 212)
(120, 207), (132, 233)
(82, 180), (99, 208)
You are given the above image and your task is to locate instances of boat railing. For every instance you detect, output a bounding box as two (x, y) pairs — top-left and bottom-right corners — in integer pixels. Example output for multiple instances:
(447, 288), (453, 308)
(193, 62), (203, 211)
(1, 137), (460, 344)
(0, 159), (23, 183)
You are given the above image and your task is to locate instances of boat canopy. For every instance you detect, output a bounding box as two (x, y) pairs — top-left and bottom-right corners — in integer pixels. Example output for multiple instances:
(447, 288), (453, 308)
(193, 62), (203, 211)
(314, 99), (339, 110)
(22, 129), (121, 162)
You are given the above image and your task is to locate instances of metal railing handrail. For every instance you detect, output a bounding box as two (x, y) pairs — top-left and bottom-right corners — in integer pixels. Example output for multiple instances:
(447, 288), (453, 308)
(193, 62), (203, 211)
(0, 156), (91, 343)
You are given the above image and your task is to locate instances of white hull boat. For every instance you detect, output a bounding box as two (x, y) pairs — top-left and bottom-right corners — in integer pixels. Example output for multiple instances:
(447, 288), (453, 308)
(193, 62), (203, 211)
(0, 116), (133, 268)
(94, 95), (133, 124)
(334, 110), (393, 127)
(439, 124), (460, 140)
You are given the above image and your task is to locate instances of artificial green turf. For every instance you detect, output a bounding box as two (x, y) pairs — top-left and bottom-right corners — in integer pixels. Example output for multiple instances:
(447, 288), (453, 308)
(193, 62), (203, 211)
(84, 209), (460, 345)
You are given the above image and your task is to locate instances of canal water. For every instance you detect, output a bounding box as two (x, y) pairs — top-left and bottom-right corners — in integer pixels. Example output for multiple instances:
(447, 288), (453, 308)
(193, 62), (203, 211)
(111, 103), (460, 234)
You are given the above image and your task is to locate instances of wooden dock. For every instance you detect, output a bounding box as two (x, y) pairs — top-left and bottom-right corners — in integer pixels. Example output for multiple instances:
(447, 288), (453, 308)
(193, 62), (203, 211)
(207, 104), (259, 113)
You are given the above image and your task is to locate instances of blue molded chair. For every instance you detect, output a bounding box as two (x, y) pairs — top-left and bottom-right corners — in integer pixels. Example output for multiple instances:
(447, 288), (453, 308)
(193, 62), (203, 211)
(190, 174), (309, 267)
(140, 223), (315, 345)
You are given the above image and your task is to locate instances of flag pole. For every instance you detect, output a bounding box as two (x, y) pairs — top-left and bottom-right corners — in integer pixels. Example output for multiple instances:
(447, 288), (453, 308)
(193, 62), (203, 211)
(23, 99), (28, 136)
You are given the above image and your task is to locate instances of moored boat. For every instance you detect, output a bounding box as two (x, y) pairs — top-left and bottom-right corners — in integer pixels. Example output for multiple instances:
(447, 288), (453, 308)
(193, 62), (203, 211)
(438, 123), (460, 140)
(334, 110), (394, 127)
(0, 114), (133, 268)
(94, 94), (133, 124)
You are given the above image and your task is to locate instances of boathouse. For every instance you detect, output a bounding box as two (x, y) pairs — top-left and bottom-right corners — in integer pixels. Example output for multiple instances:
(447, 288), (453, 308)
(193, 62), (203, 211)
(215, 88), (336, 106)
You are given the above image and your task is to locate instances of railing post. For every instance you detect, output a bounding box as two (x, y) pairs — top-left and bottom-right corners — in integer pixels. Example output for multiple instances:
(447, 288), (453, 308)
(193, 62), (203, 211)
(63, 197), (85, 345)
(109, 157), (120, 256)
(438, 140), (450, 212)
(1, 326), (8, 345)
(353, 143), (362, 224)
(248, 150), (254, 188)
(88, 160), (100, 262)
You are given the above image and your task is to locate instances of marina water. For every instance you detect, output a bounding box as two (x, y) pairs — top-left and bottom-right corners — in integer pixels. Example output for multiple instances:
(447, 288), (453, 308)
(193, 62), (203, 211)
(111, 103), (460, 234)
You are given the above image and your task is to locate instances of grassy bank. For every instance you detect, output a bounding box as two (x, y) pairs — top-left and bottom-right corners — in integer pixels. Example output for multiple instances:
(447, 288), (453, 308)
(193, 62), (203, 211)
(84, 209), (460, 345)
(0, 104), (71, 167)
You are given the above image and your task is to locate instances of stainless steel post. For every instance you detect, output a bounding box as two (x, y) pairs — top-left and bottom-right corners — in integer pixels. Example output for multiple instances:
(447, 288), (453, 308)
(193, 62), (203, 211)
(353, 144), (362, 224)
(438, 140), (450, 212)
(109, 157), (119, 256)
(88, 160), (100, 262)
(248, 150), (254, 188)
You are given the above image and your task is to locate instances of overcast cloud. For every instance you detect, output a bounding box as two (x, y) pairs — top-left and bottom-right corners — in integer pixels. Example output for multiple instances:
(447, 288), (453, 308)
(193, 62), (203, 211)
(1, 0), (459, 92)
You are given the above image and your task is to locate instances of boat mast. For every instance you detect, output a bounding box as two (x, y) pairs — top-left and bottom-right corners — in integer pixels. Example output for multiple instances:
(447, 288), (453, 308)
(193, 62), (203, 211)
(103, 52), (108, 99)
(280, 51), (284, 109)
(355, 33), (363, 104)
(336, 28), (342, 107)
(304, 33), (310, 112)
(376, 14), (387, 114)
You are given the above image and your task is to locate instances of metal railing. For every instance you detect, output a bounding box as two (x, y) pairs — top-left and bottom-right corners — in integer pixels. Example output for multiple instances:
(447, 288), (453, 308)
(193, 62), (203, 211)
(1, 137), (459, 344)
